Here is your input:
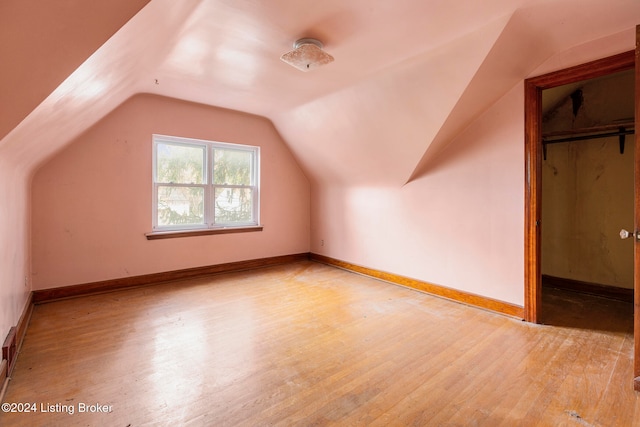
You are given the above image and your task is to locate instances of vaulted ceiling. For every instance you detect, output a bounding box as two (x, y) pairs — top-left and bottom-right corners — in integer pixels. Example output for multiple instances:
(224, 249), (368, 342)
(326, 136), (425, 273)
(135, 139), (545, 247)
(2, 0), (639, 186)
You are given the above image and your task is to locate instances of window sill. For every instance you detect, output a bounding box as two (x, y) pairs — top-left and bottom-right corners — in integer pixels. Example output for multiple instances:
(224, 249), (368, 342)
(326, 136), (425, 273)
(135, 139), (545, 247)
(145, 225), (263, 240)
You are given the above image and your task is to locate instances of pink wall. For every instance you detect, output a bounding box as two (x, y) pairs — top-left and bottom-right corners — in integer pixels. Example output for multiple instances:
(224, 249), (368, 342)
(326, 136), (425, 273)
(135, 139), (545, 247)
(0, 158), (31, 342)
(311, 84), (525, 305)
(31, 94), (310, 290)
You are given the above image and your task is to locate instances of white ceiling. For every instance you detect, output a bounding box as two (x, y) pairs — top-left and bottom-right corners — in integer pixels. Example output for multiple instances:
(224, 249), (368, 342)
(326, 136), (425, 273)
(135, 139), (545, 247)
(2, 0), (640, 185)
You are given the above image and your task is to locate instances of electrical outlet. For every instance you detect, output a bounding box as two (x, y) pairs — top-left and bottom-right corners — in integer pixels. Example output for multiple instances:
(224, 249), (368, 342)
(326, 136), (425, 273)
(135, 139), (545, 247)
(321, 239), (324, 247)
(24, 276), (28, 287)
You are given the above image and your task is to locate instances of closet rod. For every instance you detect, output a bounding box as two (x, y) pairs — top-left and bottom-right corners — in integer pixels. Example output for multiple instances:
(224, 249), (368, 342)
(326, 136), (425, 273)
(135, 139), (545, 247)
(542, 122), (634, 139)
(543, 128), (634, 145)
(542, 125), (634, 160)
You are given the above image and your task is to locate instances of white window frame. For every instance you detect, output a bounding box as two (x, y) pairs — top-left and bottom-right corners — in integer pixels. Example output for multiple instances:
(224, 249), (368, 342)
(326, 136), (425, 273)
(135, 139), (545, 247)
(152, 134), (260, 232)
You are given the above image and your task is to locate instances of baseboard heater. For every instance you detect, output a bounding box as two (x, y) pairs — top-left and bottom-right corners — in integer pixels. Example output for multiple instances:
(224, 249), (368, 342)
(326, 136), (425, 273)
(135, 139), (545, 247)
(2, 327), (17, 375)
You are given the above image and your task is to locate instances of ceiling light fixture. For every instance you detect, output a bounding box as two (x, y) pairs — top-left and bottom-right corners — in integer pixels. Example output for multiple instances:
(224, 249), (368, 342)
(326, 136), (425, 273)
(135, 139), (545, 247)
(280, 38), (334, 72)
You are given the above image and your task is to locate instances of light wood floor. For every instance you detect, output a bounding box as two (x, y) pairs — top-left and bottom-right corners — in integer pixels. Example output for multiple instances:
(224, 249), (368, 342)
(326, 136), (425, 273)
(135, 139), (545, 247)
(1, 260), (639, 426)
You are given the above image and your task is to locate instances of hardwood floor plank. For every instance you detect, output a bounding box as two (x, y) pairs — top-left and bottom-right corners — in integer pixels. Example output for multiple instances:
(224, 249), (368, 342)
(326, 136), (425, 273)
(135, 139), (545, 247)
(592, 333), (638, 425)
(1, 261), (638, 426)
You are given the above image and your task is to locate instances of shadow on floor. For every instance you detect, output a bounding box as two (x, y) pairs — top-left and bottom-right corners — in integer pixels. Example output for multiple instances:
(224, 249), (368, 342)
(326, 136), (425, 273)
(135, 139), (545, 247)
(541, 286), (633, 334)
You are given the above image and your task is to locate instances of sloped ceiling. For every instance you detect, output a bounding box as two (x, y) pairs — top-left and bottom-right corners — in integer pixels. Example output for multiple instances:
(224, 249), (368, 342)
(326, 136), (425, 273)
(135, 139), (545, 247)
(2, 0), (640, 185)
(0, 0), (151, 142)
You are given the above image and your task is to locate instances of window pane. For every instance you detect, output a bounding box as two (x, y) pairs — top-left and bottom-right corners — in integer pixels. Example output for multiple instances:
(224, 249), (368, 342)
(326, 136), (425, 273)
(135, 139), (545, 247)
(157, 143), (205, 184)
(157, 186), (204, 226)
(214, 187), (253, 223)
(213, 149), (252, 185)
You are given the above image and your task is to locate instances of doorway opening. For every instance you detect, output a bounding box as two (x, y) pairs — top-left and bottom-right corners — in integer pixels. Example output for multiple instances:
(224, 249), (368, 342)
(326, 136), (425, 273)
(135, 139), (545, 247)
(540, 69), (634, 331)
(524, 51), (634, 323)
(524, 49), (637, 387)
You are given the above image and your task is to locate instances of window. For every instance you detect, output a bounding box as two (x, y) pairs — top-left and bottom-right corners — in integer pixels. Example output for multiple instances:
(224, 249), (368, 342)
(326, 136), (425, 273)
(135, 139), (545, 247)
(152, 134), (260, 232)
